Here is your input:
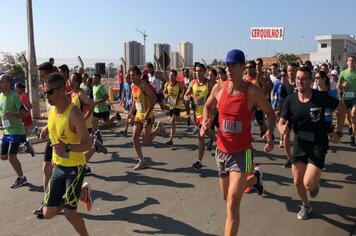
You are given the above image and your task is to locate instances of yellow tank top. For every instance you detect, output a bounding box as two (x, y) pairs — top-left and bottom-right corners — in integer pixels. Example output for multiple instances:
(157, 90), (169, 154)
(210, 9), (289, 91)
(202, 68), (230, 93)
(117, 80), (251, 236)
(71, 91), (92, 129)
(192, 79), (209, 118)
(48, 103), (86, 167)
(132, 83), (153, 121)
(166, 81), (184, 109)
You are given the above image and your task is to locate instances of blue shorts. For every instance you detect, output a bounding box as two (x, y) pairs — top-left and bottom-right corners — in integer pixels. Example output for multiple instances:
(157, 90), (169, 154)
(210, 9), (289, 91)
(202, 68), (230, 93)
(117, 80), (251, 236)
(1, 134), (27, 155)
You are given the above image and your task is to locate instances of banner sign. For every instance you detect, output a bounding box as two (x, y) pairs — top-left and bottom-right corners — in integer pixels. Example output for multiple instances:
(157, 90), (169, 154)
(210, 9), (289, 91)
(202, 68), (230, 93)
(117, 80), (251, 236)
(251, 27), (285, 40)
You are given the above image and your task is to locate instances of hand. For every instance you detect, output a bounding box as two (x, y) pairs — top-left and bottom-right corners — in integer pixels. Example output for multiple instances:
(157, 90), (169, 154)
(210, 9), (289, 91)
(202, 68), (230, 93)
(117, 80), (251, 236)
(262, 130), (274, 153)
(40, 127), (49, 139)
(51, 139), (66, 157)
(199, 118), (211, 137)
(329, 132), (341, 144)
(342, 81), (349, 88)
(278, 121), (288, 135)
(4, 111), (14, 117)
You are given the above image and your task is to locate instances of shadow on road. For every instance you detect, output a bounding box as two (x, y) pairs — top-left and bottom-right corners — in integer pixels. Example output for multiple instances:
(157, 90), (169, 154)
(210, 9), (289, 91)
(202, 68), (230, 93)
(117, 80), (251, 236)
(263, 190), (356, 234)
(26, 183), (43, 193)
(82, 197), (217, 236)
(90, 171), (194, 189)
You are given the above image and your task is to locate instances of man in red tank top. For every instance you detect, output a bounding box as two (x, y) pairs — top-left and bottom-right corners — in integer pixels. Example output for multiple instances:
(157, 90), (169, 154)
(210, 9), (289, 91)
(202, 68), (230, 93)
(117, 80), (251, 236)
(200, 49), (276, 236)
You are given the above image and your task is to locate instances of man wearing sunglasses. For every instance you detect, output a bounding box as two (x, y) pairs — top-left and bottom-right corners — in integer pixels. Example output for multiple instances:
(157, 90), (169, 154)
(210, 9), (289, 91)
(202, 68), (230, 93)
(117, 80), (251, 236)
(42, 73), (92, 235)
(0, 74), (29, 188)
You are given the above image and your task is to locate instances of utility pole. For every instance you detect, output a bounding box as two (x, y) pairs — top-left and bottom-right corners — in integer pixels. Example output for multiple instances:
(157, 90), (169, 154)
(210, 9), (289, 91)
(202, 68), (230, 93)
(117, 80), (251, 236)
(136, 29), (147, 63)
(26, 0), (40, 118)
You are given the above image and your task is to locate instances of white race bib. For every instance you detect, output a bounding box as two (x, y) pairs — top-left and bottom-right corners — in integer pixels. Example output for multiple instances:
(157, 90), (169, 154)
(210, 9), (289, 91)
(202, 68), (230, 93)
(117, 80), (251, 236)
(222, 120), (242, 133)
(344, 92), (355, 98)
(2, 119), (10, 128)
(168, 98), (177, 105)
(195, 97), (205, 106)
(136, 102), (142, 111)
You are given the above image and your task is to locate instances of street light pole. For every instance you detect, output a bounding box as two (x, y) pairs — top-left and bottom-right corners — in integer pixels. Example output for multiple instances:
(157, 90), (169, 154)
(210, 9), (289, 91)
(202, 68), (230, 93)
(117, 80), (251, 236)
(26, 0), (40, 118)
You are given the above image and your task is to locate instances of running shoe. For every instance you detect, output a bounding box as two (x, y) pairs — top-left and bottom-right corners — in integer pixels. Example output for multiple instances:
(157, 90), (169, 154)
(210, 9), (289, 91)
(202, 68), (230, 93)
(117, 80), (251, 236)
(309, 186), (320, 198)
(166, 140), (173, 146)
(283, 159), (292, 168)
(192, 160), (202, 171)
(192, 126), (199, 135)
(134, 159), (147, 170)
(80, 182), (93, 212)
(33, 205), (43, 215)
(84, 165), (92, 176)
(297, 205), (312, 220)
(253, 166), (264, 195)
(120, 130), (128, 137)
(95, 130), (103, 143)
(348, 126), (353, 135)
(25, 140), (35, 157)
(116, 111), (122, 121)
(10, 176), (28, 189)
(94, 138), (108, 154)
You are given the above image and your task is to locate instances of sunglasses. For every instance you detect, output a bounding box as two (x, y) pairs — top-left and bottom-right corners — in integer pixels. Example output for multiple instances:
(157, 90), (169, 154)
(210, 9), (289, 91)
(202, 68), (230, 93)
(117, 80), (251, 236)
(44, 86), (62, 96)
(315, 76), (325, 80)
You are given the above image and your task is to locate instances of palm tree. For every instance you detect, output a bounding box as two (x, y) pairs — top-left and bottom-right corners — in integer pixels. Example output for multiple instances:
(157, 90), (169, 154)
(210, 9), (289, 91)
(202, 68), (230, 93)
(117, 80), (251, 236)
(26, 0), (40, 118)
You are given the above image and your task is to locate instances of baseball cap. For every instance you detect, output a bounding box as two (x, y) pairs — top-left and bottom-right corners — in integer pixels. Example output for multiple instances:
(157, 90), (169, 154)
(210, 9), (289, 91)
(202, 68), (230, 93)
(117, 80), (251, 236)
(225, 49), (245, 65)
(330, 70), (338, 76)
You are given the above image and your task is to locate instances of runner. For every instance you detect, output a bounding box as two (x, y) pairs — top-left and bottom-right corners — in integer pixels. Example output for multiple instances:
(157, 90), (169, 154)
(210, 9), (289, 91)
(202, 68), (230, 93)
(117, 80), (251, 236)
(128, 66), (164, 170)
(42, 73), (92, 236)
(146, 62), (169, 111)
(278, 66), (346, 220)
(163, 69), (188, 145)
(185, 63), (215, 171)
(200, 49), (275, 235)
(338, 55), (356, 144)
(120, 73), (133, 136)
(0, 74), (30, 188)
(69, 73), (107, 176)
(14, 82), (35, 157)
(91, 73), (121, 142)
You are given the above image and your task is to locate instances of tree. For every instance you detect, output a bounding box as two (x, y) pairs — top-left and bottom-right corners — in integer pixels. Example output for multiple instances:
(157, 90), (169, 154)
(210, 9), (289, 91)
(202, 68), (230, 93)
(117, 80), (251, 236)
(275, 52), (300, 69)
(0, 51), (27, 78)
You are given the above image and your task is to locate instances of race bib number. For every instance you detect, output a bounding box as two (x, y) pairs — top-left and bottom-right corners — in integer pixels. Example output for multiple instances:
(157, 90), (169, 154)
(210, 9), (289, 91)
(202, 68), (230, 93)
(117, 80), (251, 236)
(2, 119), (10, 128)
(298, 131), (315, 142)
(167, 98), (177, 105)
(222, 120), (242, 133)
(195, 97), (205, 106)
(136, 102), (142, 111)
(344, 92), (355, 98)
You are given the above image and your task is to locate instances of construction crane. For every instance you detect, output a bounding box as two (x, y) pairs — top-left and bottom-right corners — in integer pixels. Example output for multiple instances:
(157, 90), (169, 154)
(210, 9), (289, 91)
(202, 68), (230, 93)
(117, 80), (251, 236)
(136, 29), (148, 62)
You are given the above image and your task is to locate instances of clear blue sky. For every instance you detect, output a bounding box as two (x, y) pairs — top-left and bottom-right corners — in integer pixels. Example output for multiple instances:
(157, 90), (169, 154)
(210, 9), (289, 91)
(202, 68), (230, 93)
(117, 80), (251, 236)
(1, 0), (356, 64)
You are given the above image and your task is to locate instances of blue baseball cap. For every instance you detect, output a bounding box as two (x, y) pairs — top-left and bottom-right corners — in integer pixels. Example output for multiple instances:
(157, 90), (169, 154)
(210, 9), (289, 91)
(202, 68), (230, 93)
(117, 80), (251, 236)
(225, 49), (245, 65)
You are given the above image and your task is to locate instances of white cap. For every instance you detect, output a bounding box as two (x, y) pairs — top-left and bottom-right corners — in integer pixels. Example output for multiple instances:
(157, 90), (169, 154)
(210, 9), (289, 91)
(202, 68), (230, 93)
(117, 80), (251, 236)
(331, 70), (338, 76)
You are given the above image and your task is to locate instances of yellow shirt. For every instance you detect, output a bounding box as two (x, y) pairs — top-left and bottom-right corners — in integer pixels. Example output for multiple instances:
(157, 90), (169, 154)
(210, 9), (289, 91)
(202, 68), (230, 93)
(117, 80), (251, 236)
(192, 79), (209, 119)
(48, 103), (86, 167)
(71, 91), (92, 129)
(165, 81), (184, 109)
(132, 83), (153, 123)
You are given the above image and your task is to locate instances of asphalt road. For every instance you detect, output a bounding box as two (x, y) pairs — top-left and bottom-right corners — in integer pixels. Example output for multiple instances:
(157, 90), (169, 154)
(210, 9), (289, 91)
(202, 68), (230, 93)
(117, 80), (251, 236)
(0, 114), (355, 236)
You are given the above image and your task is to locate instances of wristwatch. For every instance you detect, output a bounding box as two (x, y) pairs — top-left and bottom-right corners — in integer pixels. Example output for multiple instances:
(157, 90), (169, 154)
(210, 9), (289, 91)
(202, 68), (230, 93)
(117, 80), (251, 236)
(336, 131), (343, 138)
(65, 143), (72, 152)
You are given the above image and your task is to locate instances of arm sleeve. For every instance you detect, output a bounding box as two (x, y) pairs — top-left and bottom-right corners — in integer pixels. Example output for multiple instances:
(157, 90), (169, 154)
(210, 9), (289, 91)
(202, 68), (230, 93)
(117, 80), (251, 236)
(280, 96), (291, 120)
(325, 92), (339, 110)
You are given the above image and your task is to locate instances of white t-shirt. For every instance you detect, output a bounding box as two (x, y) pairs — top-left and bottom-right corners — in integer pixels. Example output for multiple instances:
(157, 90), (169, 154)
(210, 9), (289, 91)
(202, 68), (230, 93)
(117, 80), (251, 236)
(270, 74), (279, 86)
(148, 73), (162, 94)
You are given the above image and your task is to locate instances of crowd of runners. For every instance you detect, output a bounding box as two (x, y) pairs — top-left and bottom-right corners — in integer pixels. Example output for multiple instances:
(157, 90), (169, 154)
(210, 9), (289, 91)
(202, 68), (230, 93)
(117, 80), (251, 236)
(0, 50), (355, 236)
